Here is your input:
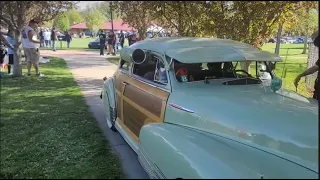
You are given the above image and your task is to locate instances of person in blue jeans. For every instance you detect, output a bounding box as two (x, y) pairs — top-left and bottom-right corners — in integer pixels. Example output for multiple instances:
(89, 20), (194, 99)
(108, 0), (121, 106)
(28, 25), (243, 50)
(65, 32), (72, 48)
(50, 28), (57, 51)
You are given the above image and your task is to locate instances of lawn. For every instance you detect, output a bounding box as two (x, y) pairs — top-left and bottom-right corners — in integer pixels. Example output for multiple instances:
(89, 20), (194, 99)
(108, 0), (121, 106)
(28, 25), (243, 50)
(261, 43), (314, 97)
(0, 58), (124, 178)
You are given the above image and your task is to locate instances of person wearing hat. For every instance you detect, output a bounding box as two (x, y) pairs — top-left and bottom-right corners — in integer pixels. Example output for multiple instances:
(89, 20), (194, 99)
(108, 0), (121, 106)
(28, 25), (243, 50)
(294, 30), (319, 100)
(22, 19), (44, 77)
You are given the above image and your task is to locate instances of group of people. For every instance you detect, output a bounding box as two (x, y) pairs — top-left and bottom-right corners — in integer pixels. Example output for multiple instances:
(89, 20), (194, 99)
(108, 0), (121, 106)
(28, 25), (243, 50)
(97, 30), (139, 56)
(0, 19), (44, 77)
(98, 30), (128, 56)
(38, 28), (72, 51)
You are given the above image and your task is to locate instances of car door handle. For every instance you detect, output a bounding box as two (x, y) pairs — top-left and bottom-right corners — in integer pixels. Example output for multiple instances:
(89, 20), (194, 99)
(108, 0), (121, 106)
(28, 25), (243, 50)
(122, 81), (128, 85)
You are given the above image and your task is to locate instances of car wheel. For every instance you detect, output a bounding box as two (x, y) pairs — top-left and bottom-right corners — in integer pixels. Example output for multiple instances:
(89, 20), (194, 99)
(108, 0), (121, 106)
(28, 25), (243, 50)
(103, 91), (117, 132)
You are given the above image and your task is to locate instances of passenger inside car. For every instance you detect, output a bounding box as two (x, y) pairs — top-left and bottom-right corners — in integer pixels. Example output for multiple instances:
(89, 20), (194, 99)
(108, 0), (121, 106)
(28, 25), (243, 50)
(174, 60), (239, 82)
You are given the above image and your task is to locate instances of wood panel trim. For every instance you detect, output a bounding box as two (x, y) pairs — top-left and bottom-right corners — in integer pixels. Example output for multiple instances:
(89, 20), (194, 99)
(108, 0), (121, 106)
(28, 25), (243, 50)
(123, 96), (161, 122)
(124, 84), (162, 117)
(117, 118), (139, 144)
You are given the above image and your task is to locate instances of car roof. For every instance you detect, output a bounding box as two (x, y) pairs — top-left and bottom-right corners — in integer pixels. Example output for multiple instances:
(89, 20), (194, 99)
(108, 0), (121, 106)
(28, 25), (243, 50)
(129, 37), (282, 63)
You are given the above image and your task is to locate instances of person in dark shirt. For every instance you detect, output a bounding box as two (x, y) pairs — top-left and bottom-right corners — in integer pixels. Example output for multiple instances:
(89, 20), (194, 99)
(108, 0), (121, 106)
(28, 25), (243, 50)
(65, 32), (72, 48)
(119, 30), (124, 48)
(39, 29), (44, 47)
(130, 34), (137, 46)
(294, 31), (319, 100)
(112, 33), (117, 55)
(51, 28), (58, 51)
(99, 30), (106, 56)
(107, 31), (115, 55)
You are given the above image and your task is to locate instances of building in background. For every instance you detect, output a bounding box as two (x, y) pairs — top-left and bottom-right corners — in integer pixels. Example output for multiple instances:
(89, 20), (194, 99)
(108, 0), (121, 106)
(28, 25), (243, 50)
(69, 19), (136, 36)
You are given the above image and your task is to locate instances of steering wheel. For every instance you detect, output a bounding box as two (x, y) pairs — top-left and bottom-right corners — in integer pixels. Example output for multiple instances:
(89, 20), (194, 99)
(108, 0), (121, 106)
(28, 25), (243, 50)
(235, 69), (251, 78)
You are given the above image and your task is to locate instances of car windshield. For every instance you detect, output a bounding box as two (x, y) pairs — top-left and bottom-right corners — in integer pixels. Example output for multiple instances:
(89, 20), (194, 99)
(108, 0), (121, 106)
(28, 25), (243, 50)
(173, 59), (274, 84)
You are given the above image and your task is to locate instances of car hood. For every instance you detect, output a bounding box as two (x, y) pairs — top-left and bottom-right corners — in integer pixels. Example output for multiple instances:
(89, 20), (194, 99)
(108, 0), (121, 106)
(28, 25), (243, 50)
(165, 82), (318, 173)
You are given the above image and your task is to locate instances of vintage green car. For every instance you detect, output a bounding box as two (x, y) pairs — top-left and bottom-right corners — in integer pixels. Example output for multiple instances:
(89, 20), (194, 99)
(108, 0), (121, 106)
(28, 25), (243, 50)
(101, 37), (318, 179)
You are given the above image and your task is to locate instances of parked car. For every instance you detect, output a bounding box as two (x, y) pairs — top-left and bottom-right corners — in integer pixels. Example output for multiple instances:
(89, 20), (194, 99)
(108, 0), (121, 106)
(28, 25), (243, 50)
(57, 35), (66, 41)
(101, 37), (318, 179)
(88, 38), (107, 49)
(293, 37), (304, 44)
(280, 38), (288, 44)
(268, 38), (276, 43)
(84, 31), (93, 36)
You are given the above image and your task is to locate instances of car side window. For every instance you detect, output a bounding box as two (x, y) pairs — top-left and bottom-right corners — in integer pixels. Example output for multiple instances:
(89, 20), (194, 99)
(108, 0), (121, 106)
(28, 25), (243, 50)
(132, 54), (168, 85)
(119, 59), (131, 71)
(154, 59), (168, 84)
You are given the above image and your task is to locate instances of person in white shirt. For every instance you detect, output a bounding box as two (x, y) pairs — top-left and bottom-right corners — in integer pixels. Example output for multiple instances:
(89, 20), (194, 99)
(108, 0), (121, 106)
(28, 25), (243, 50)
(43, 29), (51, 47)
(22, 19), (43, 77)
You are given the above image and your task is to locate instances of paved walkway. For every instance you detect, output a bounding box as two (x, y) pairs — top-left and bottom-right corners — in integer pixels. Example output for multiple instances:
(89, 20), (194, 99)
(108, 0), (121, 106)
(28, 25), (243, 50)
(40, 50), (149, 179)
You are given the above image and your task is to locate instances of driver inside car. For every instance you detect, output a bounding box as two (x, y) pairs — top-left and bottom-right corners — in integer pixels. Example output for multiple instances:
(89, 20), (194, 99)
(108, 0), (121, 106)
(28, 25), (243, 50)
(207, 62), (223, 78)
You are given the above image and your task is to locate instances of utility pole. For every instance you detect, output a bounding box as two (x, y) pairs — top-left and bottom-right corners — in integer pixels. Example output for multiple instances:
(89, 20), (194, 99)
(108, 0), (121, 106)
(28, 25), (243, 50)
(110, 1), (114, 32)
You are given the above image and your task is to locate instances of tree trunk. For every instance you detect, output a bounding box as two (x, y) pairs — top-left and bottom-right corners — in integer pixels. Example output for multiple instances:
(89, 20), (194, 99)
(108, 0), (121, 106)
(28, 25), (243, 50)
(275, 23), (283, 55)
(13, 31), (23, 77)
(302, 35), (308, 54)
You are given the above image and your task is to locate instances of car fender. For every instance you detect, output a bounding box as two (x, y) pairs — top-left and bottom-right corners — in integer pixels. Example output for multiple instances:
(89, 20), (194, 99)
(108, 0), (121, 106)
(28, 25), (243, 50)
(138, 123), (318, 179)
(102, 76), (116, 121)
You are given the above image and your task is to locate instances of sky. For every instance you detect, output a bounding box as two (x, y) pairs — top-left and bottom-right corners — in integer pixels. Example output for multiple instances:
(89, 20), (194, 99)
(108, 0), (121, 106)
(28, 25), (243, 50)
(77, 1), (102, 9)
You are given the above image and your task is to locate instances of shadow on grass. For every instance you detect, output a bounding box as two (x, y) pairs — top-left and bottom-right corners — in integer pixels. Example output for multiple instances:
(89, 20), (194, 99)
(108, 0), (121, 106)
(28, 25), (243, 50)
(0, 58), (124, 179)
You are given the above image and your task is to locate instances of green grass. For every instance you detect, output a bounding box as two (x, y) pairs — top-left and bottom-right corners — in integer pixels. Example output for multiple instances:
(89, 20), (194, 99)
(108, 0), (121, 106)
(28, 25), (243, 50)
(261, 43), (313, 97)
(0, 58), (124, 179)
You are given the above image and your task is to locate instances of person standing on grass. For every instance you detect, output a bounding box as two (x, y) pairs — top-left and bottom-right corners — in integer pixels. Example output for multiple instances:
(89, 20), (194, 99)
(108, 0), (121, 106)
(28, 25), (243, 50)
(51, 27), (58, 51)
(0, 32), (16, 78)
(44, 29), (50, 47)
(22, 19), (44, 77)
(119, 30), (124, 48)
(99, 30), (106, 56)
(0, 40), (6, 78)
(65, 32), (72, 48)
(39, 28), (44, 48)
(5, 30), (19, 75)
(294, 31), (319, 100)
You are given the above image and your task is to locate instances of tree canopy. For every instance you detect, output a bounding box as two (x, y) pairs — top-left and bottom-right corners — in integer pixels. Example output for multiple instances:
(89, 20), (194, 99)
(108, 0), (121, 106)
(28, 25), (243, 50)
(65, 9), (84, 26)
(54, 13), (70, 32)
(114, 1), (308, 48)
(84, 9), (104, 31)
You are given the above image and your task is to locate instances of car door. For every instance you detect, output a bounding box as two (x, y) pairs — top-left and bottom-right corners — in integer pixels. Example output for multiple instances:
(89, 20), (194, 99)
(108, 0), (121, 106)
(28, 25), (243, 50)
(116, 54), (170, 144)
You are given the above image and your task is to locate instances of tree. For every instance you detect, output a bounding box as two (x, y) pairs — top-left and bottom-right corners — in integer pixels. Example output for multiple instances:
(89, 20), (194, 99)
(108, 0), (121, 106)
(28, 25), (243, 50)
(65, 9), (83, 26)
(114, 1), (153, 39)
(275, 3), (301, 55)
(149, 1), (207, 37)
(96, 1), (121, 20)
(54, 13), (70, 32)
(201, 1), (298, 49)
(290, 1), (318, 54)
(84, 9), (104, 32)
(0, 1), (77, 77)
